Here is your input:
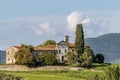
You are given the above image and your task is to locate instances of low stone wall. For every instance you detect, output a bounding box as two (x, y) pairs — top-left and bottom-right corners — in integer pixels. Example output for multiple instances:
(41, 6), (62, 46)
(0, 65), (84, 71)
(0, 65), (30, 71)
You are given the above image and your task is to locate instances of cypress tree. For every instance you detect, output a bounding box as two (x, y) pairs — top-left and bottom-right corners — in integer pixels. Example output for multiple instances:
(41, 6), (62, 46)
(75, 24), (84, 57)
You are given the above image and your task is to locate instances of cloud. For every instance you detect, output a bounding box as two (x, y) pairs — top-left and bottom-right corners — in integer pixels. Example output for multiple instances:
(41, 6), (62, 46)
(67, 11), (90, 31)
(66, 11), (112, 37)
(0, 16), (68, 50)
(34, 22), (55, 36)
(1, 11), (120, 50)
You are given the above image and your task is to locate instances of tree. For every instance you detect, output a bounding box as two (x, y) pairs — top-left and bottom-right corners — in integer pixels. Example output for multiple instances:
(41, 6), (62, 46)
(95, 53), (104, 63)
(66, 52), (77, 65)
(75, 24), (84, 57)
(14, 44), (37, 66)
(37, 53), (45, 66)
(79, 46), (94, 67)
(44, 53), (57, 65)
(43, 40), (56, 46)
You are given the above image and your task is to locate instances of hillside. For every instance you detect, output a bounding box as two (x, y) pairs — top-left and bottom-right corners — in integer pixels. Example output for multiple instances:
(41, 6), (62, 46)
(85, 33), (120, 63)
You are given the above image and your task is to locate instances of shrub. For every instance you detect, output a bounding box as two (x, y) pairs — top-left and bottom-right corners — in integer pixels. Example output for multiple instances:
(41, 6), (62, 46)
(44, 52), (57, 65)
(93, 66), (120, 80)
(0, 73), (24, 80)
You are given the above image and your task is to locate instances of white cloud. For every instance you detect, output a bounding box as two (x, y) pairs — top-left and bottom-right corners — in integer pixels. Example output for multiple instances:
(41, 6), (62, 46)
(67, 11), (90, 31)
(34, 22), (55, 36)
(1, 11), (120, 50)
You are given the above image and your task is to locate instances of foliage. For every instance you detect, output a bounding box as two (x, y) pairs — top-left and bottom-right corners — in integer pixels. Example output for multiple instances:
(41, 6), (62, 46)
(78, 46), (94, 67)
(95, 53), (104, 63)
(38, 52), (57, 66)
(93, 66), (120, 80)
(75, 24), (84, 57)
(14, 44), (37, 66)
(0, 73), (24, 80)
(44, 53), (57, 65)
(37, 53), (45, 66)
(66, 52), (77, 65)
(3, 70), (99, 80)
(38, 40), (56, 47)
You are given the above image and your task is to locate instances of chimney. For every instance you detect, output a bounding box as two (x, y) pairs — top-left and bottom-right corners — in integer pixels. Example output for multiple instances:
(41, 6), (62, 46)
(64, 35), (69, 44)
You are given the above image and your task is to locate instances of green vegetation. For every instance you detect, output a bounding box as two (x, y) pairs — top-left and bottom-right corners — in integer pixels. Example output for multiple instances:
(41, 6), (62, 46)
(14, 44), (37, 66)
(2, 70), (99, 80)
(14, 45), (58, 67)
(0, 72), (24, 80)
(79, 46), (94, 67)
(38, 40), (56, 47)
(0, 64), (119, 80)
(75, 24), (84, 57)
(66, 52), (77, 65)
(93, 66), (120, 80)
(74, 24), (94, 68)
(94, 53), (104, 63)
(42, 53), (57, 65)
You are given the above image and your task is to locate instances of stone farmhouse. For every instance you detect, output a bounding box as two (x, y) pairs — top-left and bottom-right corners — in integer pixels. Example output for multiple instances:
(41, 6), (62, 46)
(6, 36), (75, 64)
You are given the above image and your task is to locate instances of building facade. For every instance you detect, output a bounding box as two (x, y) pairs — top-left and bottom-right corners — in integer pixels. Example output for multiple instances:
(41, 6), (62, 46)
(6, 46), (20, 64)
(6, 36), (75, 64)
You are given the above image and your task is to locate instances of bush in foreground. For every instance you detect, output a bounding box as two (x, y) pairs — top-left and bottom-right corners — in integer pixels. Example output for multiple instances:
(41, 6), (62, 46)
(93, 66), (120, 80)
(0, 73), (24, 80)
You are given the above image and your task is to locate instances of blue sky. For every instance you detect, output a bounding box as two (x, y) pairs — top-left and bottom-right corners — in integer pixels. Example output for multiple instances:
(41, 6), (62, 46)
(0, 0), (120, 50)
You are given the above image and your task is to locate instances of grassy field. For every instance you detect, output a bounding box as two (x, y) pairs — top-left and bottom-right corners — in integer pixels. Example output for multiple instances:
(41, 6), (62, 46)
(0, 64), (119, 80)
(1, 70), (100, 80)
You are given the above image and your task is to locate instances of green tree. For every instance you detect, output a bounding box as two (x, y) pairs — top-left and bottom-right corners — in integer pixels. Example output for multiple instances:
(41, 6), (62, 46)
(44, 52), (57, 65)
(79, 46), (94, 67)
(95, 53), (104, 63)
(75, 24), (84, 57)
(43, 40), (56, 46)
(38, 53), (45, 66)
(66, 52), (77, 65)
(14, 44), (37, 66)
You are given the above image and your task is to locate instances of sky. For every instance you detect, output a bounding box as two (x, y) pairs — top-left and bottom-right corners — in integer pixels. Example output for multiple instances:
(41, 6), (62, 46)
(0, 0), (120, 50)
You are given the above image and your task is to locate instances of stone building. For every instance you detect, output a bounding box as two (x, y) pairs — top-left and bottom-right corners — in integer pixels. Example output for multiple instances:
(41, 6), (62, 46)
(6, 36), (75, 64)
(6, 46), (20, 64)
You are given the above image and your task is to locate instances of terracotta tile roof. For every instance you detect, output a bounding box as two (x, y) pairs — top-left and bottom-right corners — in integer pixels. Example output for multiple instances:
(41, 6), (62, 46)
(34, 45), (56, 51)
(69, 43), (75, 48)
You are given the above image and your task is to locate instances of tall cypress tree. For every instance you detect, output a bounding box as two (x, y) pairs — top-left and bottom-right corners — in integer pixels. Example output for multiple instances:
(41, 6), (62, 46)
(75, 24), (84, 57)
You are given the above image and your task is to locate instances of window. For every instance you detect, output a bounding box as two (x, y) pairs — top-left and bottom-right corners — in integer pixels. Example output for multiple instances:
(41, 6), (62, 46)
(65, 49), (67, 53)
(53, 52), (56, 55)
(59, 49), (61, 53)
(8, 58), (10, 61)
(72, 49), (74, 53)
(7, 51), (9, 55)
(62, 56), (64, 62)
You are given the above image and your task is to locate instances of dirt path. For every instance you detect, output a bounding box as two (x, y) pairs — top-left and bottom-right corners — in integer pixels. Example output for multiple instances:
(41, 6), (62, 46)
(0, 65), (102, 72)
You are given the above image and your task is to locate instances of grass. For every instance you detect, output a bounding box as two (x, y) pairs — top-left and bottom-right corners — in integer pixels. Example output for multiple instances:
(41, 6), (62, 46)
(0, 64), (120, 80)
(1, 70), (100, 80)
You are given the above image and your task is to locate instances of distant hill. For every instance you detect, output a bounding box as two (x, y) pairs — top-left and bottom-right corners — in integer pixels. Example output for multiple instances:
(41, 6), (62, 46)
(85, 33), (120, 63)
(0, 50), (6, 64)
